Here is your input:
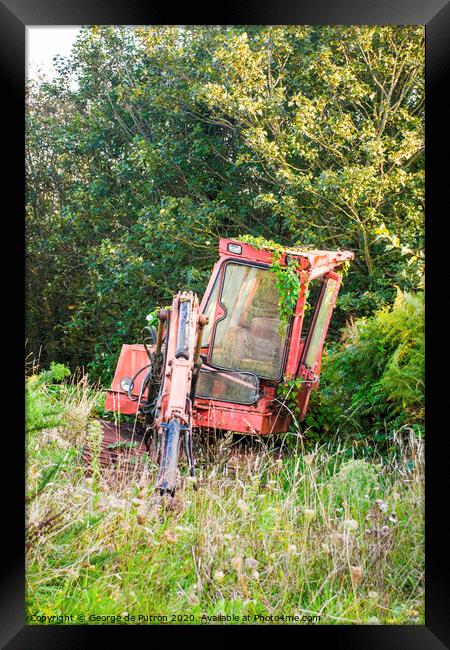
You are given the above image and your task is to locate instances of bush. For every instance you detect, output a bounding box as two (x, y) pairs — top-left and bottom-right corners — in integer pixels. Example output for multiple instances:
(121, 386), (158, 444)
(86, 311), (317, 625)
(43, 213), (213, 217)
(305, 290), (424, 448)
(25, 363), (71, 433)
(329, 459), (380, 515)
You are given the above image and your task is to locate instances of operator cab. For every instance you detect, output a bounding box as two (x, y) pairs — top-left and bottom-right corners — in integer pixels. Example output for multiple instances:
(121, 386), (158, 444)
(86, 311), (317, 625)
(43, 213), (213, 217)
(196, 259), (286, 404)
(197, 245), (297, 403)
(105, 236), (353, 433)
(195, 238), (347, 407)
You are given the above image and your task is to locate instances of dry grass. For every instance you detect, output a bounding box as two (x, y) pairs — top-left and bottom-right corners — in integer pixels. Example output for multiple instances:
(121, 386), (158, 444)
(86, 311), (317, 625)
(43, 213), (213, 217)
(25, 377), (424, 625)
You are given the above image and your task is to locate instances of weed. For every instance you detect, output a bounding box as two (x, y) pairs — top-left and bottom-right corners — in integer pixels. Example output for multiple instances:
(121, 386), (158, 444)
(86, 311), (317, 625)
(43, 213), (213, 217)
(25, 369), (424, 625)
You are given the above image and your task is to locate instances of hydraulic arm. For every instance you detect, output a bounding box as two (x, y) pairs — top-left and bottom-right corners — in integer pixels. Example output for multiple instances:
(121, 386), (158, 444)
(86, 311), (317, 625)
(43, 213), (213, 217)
(154, 291), (207, 496)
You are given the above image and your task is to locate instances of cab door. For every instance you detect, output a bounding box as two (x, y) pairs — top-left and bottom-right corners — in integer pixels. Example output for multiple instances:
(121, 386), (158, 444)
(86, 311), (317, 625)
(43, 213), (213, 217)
(206, 260), (288, 380)
(297, 272), (341, 418)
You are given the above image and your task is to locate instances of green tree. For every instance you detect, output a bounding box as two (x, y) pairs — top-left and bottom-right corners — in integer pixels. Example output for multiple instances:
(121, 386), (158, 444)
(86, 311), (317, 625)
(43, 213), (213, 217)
(26, 26), (424, 381)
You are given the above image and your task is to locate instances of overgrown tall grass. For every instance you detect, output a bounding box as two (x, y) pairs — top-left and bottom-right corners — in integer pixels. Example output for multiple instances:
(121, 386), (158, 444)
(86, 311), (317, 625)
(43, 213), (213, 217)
(25, 369), (424, 625)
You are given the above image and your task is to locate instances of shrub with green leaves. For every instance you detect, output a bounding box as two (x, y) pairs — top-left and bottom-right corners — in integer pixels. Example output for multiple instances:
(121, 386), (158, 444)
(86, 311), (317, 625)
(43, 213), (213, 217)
(305, 290), (424, 447)
(329, 459), (380, 515)
(26, 363), (71, 433)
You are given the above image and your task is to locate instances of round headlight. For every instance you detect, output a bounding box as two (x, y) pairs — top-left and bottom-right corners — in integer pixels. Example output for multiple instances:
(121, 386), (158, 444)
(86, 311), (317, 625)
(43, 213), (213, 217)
(120, 376), (134, 393)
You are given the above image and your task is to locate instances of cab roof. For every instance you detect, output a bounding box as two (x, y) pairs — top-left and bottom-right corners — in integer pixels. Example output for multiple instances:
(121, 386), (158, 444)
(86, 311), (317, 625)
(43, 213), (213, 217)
(219, 238), (354, 278)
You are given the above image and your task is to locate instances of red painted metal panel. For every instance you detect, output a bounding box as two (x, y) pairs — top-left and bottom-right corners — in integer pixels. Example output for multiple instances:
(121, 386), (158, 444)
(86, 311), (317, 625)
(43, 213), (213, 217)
(105, 241), (354, 431)
(284, 271), (309, 377)
(193, 399), (290, 435)
(218, 238), (353, 273)
(104, 344), (151, 415)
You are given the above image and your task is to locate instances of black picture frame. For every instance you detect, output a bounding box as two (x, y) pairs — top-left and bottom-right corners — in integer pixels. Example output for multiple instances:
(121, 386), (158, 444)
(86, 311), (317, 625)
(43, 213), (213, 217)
(1, 0), (448, 646)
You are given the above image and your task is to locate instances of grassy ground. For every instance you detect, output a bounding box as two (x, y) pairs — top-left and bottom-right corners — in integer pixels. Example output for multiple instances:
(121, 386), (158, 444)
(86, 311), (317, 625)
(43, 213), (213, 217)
(25, 372), (424, 625)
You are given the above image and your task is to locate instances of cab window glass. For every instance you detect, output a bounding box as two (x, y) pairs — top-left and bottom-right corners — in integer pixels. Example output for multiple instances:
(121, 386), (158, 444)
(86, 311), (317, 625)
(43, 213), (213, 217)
(210, 263), (286, 379)
(201, 274), (220, 346)
(304, 278), (338, 368)
(196, 368), (259, 404)
(301, 278), (324, 338)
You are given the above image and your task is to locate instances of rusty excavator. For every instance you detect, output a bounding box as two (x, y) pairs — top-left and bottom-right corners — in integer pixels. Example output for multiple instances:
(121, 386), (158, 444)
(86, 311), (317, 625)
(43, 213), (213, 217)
(85, 238), (353, 496)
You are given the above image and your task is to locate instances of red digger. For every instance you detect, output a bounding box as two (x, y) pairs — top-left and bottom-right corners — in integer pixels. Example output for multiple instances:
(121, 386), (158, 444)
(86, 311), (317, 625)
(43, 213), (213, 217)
(94, 238), (353, 495)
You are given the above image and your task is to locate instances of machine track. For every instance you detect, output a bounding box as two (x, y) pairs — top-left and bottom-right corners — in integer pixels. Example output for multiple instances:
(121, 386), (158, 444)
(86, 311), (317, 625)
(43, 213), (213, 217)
(81, 419), (151, 471)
